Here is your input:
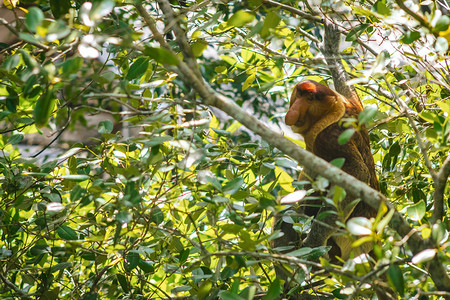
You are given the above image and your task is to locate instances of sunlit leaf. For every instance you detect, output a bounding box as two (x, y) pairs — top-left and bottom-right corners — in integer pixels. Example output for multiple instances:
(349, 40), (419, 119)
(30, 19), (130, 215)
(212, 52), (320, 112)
(412, 249), (437, 264)
(260, 11), (281, 39)
(144, 47), (179, 65)
(228, 10), (255, 27)
(192, 40), (208, 57)
(347, 217), (372, 236)
(280, 190), (307, 204)
(406, 200), (425, 221)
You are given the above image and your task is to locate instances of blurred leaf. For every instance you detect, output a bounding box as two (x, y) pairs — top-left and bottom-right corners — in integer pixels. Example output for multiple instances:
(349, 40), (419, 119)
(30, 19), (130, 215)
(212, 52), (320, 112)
(330, 158), (345, 168)
(406, 200), (425, 221)
(375, 0), (391, 16)
(57, 225), (78, 240)
(26, 7), (44, 32)
(432, 222), (448, 245)
(116, 211), (132, 224)
(346, 24), (369, 41)
(144, 47), (179, 65)
(242, 74), (255, 91)
(90, 0), (115, 21)
(412, 248), (437, 264)
(192, 40), (208, 57)
(400, 31), (420, 44)
(338, 128), (355, 145)
(280, 190), (307, 204)
(262, 278), (282, 300)
(98, 120), (114, 134)
(388, 142), (401, 156)
(223, 177), (244, 195)
(388, 264), (404, 296)
(34, 91), (56, 128)
(358, 106), (378, 125)
(434, 16), (450, 33)
(347, 217), (372, 236)
(125, 251), (140, 271)
(228, 10), (255, 27)
(7, 133), (24, 145)
(50, 0), (71, 18)
(219, 291), (245, 300)
(260, 11), (280, 39)
(61, 175), (89, 182)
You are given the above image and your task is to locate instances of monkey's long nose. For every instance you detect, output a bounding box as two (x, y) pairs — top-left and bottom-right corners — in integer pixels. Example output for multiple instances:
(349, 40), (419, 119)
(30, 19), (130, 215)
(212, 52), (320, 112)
(285, 98), (306, 126)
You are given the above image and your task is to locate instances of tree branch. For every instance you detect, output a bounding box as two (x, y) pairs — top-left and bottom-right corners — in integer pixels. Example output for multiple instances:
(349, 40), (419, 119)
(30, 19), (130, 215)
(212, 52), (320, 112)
(432, 155), (450, 222)
(138, 1), (450, 292)
(0, 272), (31, 299)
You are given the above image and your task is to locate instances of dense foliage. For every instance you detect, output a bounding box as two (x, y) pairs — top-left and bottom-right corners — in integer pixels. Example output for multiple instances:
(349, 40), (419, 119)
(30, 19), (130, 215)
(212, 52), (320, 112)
(0, 0), (449, 299)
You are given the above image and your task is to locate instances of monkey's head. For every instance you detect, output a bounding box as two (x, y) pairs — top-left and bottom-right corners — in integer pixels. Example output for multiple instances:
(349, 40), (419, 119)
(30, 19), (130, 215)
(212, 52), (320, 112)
(285, 80), (347, 135)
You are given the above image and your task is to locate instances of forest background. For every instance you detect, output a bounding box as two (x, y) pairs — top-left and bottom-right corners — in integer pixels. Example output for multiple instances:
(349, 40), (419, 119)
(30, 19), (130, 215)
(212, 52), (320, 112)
(0, 0), (449, 299)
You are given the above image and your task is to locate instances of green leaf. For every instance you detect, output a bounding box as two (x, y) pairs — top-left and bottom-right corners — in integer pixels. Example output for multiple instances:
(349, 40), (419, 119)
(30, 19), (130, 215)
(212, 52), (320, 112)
(80, 293), (98, 300)
(26, 7), (44, 32)
(262, 278), (282, 300)
(192, 40), (208, 57)
(338, 128), (355, 145)
(219, 291), (245, 300)
(30, 244), (50, 256)
(57, 225), (78, 240)
(61, 174), (90, 182)
(242, 74), (255, 91)
(375, 0), (390, 16)
(223, 177), (244, 195)
(50, 262), (73, 273)
(330, 158), (345, 168)
(50, 0), (71, 18)
(197, 280), (213, 300)
(125, 251), (140, 271)
(406, 200), (425, 221)
(228, 10), (255, 27)
(436, 100), (450, 115)
(431, 222), (447, 245)
(151, 207), (164, 225)
(358, 106), (378, 125)
(388, 264), (404, 296)
(98, 120), (114, 134)
(144, 47), (179, 65)
(388, 142), (401, 156)
(260, 11), (281, 39)
(3, 54), (20, 70)
(434, 15), (450, 33)
(286, 248), (312, 257)
(7, 133), (24, 145)
(400, 31), (420, 44)
(116, 211), (132, 224)
(345, 24), (370, 41)
(138, 260), (154, 273)
(126, 57), (149, 80)
(117, 274), (129, 293)
(34, 91), (57, 128)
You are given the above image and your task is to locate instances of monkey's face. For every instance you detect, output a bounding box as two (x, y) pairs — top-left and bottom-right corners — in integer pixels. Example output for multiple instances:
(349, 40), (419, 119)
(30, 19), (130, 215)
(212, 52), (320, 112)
(285, 80), (339, 135)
